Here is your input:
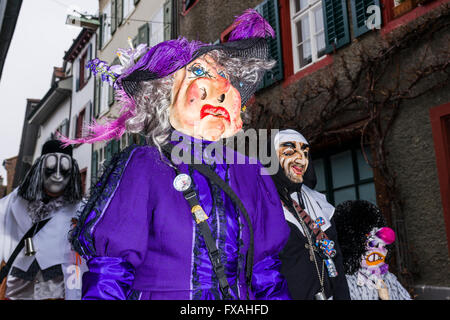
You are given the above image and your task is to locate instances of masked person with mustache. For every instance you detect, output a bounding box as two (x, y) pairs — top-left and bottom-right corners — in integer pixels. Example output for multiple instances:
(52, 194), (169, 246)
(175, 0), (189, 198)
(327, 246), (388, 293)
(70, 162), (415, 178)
(334, 200), (411, 300)
(60, 10), (291, 300)
(269, 129), (350, 300)
(0, 140), (85, 300)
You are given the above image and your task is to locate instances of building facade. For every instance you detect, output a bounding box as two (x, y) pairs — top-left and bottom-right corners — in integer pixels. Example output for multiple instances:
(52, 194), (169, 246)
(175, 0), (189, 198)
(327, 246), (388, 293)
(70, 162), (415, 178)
(63, 29), (96, 195)
(28, 70), (72, 164)
(177, 0), (450, 298)
(12, 98), (40, 190)
(23, 28), (97, 197)
(2, 155), (17, 195)
(91, 0), (174, 182)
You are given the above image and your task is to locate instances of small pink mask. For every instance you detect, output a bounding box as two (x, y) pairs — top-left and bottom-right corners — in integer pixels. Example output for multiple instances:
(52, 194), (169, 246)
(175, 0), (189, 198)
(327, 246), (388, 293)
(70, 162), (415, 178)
(361, 227), (395, 275)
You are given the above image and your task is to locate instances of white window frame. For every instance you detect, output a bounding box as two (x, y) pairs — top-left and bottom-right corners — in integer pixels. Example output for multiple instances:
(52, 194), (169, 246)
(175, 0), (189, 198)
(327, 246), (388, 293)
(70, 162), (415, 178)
(123, 0), (135, 19)
(102, 2), (112, 48)
(149, 6), (164, 47)
(290, 0), (327, 73)
(99, 81), (110, 115)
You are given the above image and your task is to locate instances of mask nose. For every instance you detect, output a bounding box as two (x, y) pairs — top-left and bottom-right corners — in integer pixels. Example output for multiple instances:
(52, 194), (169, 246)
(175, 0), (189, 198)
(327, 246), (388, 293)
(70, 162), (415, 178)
(208, 74), (230, 103)
(52, 170), (63, 182)
(295, 154), (307, 165)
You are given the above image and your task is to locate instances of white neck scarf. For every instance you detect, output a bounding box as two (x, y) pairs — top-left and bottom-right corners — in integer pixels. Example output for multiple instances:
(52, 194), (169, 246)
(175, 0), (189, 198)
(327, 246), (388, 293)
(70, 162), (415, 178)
(282, 185), (335, 236)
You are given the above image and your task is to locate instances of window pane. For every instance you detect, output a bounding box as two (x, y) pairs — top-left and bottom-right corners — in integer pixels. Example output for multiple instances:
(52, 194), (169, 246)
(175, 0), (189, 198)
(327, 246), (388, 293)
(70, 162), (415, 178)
(358, 183), (377, 204)
(296, 16), (310, 44)
(185, 0), (196, 10)
(316, 31), (326, 56)
(334, 187), (357, 205)
(330, 150), (354, 188)
(150, 7), (164, 46)
(357, 146), (374, 180)
(314, 6), (324, 32)
(298, 41), (312, 67)
(295, 0), (309, 13)
(313, 159), (326, 192)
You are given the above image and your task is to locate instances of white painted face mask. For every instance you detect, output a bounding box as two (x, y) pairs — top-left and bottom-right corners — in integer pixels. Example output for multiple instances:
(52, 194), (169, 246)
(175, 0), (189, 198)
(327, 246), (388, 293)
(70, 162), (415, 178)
(42, 153), (72, 196)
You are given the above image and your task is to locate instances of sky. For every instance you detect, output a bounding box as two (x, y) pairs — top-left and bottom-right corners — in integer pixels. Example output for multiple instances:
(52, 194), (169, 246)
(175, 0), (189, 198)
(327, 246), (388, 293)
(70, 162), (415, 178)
(0, 0), (98, 182)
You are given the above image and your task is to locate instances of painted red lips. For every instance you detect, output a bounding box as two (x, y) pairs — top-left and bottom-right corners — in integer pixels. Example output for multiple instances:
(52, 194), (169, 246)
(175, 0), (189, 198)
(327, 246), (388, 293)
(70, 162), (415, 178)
(291, 165), (304, 176)
(200, 104), (231, 123)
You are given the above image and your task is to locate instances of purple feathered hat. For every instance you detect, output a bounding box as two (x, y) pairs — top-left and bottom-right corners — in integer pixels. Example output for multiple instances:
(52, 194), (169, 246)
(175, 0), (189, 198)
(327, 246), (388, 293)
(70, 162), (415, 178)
(120, 8), (274, 104)
(59, 9), (275, 146)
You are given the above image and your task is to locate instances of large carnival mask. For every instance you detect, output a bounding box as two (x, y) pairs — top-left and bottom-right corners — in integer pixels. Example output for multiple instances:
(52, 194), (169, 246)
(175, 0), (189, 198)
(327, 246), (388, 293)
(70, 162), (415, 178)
(277, 141), (310, 183)
(361, 227), (395, 276)
(42, 152), (72, 196)
(169, 54), (243, 141)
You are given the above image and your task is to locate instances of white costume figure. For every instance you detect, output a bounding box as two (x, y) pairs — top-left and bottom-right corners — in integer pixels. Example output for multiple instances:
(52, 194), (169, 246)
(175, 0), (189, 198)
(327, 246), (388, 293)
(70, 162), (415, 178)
(334, 200), (411, 300)
(0, 140), (86, 300)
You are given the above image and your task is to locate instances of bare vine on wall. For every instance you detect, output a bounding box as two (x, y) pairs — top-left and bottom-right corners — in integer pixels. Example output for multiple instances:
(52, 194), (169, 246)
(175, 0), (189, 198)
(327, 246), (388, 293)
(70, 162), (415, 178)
(247, 4), (450, 292)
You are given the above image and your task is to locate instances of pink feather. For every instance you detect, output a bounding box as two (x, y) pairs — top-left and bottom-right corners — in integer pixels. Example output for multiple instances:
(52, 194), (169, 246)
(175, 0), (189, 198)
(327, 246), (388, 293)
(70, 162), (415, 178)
(376, 227), (396, 245)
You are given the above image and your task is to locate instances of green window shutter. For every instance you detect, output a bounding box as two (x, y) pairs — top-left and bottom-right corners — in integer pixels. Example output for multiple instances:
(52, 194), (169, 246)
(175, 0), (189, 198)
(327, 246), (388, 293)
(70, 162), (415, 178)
(323, 0), (351, 54)
(62, 119), (69, 137)
(113, 139), (120, 154)
(76, 73), (80, 92)
(351, 0), (381, 38)
(117, 0), (123, 26)
(91, 150), (98, 184)
(111, 0), (117, 35)
(87, 43), (93, 80)
(106, 141), (113, 162)
(132, 36), (138, 48)
(138, 23), (150, 45)
(163, 0), (173, 41)
(98, 14), (103, 50)
(254, 0), (283, 90)
(108, 85), (114, 106)
(94, 78), (101, 117)
(107, 57), (119, 107)
(128, 133), (135, 146)
(139, 135), (146, 145)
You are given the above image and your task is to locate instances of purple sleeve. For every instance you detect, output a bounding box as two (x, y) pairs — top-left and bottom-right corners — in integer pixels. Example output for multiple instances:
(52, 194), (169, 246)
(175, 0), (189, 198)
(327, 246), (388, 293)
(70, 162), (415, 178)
(81, 148), (153, 300)
(82, 257), (135, 300)
(250, 164), (291, 300)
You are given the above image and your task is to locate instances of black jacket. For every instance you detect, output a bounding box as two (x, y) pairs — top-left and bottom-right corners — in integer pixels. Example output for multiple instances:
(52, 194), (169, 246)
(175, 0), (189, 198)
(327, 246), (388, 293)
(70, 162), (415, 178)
(279, 213), (350, 300)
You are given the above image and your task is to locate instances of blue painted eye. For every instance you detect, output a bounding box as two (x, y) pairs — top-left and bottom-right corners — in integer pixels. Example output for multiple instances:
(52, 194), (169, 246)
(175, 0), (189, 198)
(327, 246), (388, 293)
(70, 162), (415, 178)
(192, 66), (205, 77)
(218, 70), (227, 79)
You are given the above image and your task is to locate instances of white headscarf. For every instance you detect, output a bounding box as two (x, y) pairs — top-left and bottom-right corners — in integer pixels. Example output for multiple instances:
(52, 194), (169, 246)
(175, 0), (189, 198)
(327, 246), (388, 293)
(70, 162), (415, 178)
(274, 129), (309, 152)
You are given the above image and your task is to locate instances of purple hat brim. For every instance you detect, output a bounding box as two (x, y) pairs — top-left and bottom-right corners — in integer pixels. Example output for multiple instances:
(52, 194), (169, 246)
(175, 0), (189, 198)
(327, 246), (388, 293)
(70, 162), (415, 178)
(120, 37), (270, 107)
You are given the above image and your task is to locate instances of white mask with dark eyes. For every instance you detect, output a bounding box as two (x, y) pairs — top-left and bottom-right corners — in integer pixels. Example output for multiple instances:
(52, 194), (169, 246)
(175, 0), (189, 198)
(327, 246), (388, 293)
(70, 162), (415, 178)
(42, 153), (72, 196)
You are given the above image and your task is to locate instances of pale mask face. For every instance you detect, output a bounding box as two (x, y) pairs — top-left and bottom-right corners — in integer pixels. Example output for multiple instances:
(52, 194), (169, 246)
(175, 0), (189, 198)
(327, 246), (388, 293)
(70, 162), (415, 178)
(169, 54), (243, 141)
(277, 141), (310, 183)
(42, 153), (72, 196)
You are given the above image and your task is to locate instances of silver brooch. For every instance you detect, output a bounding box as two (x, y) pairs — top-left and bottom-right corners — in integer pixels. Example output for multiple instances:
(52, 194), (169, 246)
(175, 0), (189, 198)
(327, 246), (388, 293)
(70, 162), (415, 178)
(173, 173), (192, 192)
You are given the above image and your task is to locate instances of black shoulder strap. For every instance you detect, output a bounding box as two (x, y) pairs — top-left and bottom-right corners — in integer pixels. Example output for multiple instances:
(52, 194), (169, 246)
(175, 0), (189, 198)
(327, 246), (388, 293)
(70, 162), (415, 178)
(161, 143), (255, 299)
(181, 184), (233, 300)
(0, 218), (51, 283)
(190, 163), (255, 291)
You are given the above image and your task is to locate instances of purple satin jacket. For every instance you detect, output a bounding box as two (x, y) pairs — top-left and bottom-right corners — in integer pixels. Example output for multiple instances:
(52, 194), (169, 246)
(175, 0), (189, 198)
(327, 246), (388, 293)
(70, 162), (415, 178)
(73, 134), (291, 300)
